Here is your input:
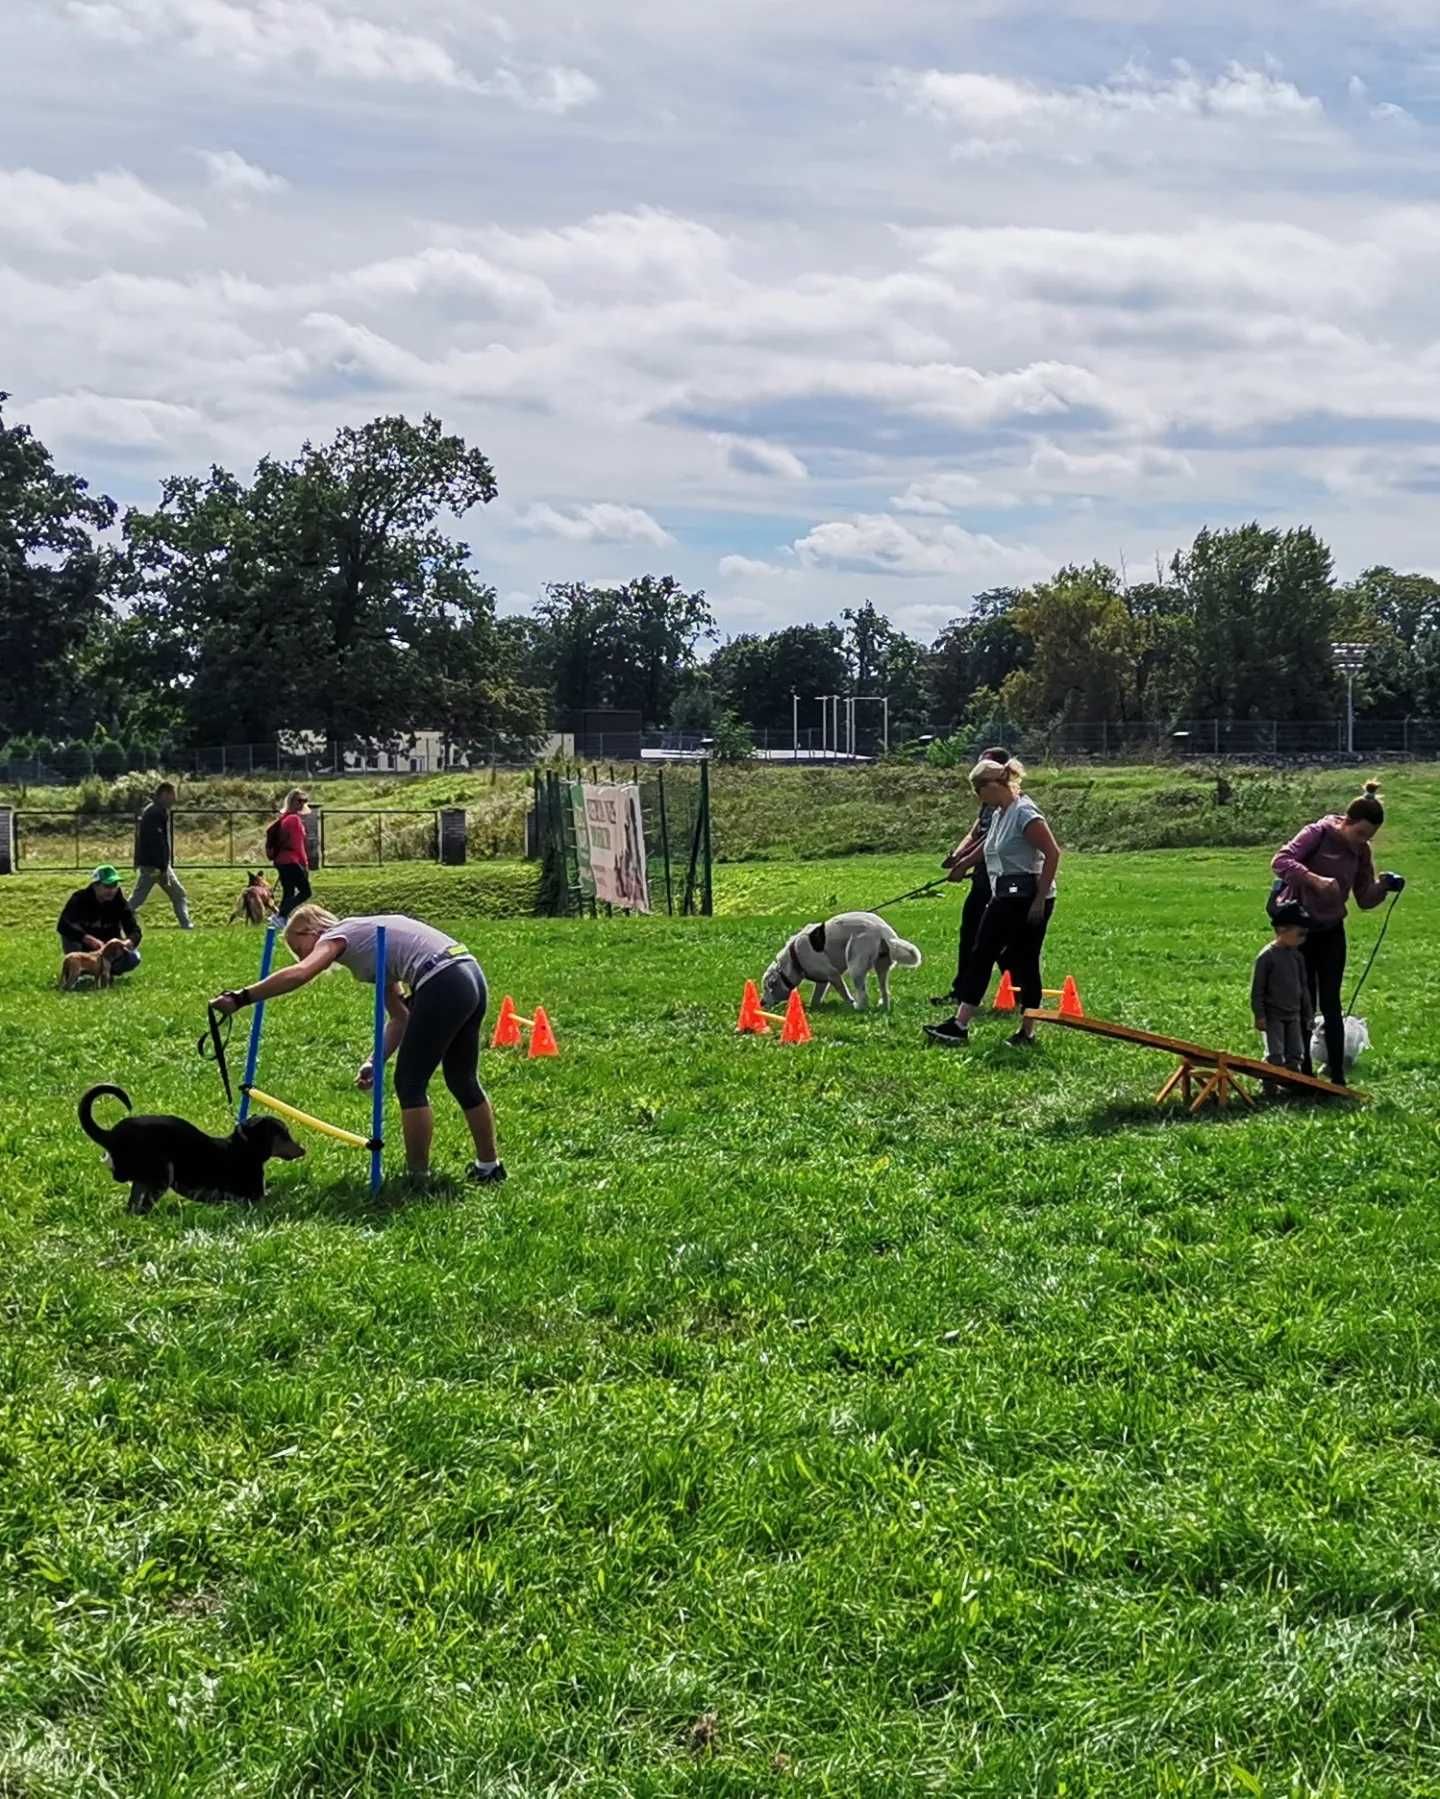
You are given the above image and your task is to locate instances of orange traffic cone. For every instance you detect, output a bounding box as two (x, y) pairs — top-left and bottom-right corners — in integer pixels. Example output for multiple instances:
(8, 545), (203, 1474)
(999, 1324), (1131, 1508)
(780, 987), (812, 1045)
(490, 995), (523, 1048)
(993, 970), (1017, 1012)
(736, 980), (770, 1035)
(528, 1004), (559, 1058)
(1059, 975), (1084, 1020)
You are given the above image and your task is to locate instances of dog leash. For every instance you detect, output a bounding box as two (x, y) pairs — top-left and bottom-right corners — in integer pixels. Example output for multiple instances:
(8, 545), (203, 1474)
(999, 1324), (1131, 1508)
(868, 874), (952, 913)
(1345, 890), (1401, 1016)
(198, 1004), (235, 1110)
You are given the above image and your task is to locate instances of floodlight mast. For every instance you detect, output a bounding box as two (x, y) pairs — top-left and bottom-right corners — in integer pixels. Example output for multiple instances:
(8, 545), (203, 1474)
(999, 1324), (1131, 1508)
(1332, 642), (1368, 758)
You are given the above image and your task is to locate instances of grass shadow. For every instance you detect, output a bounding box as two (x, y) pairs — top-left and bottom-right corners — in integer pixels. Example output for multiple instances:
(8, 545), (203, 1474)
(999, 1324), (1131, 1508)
(1037, 1092), (1338, 1140)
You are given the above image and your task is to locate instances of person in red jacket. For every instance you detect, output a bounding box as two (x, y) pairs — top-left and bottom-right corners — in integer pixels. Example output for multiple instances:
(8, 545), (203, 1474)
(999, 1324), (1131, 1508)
(269, 788), (313, 917)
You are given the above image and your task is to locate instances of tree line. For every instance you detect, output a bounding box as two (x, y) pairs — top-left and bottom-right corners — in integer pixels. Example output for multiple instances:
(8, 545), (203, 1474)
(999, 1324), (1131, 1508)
(5, 393), (1439, 769)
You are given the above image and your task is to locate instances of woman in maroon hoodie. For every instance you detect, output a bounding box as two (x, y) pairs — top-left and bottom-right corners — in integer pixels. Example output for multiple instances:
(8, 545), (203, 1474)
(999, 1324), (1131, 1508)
(1271, 782), (1405, 1083)
(269, 788), (313, 918)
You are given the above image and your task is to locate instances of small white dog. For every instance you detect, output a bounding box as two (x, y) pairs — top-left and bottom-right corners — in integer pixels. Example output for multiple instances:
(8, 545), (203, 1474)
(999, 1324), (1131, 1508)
(760, 911), (922, 1013)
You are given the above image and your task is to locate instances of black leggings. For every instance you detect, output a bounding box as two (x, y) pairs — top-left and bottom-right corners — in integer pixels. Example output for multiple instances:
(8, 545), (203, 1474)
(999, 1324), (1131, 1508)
(394, 959), (489, 1112)
(276, 864), (311, 916)
(1300, 922), (1346, 1078)
(959, 895), (1055, 1012)
(952, 866), (993, 998)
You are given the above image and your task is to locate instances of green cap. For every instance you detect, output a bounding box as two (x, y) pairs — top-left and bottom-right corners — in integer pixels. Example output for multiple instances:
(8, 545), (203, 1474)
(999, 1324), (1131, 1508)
(91, 864), (121, 887)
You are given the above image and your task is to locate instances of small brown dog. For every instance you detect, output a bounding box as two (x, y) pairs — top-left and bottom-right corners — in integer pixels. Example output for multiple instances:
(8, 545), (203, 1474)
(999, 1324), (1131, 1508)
(59, 938), (131, 991)
(230, 871), (276, 925)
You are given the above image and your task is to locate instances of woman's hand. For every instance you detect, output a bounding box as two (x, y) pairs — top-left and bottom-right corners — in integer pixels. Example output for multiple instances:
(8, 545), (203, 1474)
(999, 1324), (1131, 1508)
(355, 1060), (375, 1091)
(211, 991), (242, 1016)
(1027, 897), (1047, 925)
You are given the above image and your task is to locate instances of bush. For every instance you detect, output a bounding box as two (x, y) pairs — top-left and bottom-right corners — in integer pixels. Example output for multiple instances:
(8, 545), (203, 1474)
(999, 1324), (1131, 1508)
(31, 737), (54, 765)
(94, 738), (127, 780)
(125, 741), (146, 772)
(58, 741), (94, 781)
(710, 710), (755, 764)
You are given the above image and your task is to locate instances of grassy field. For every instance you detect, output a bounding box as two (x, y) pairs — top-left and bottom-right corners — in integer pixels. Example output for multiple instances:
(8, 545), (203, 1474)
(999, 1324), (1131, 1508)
(1, 784), (1438, 1794)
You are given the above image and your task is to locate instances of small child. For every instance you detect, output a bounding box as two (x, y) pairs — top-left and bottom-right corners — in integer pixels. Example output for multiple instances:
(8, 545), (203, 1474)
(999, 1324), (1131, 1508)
(1251, 901), (1314, 1089)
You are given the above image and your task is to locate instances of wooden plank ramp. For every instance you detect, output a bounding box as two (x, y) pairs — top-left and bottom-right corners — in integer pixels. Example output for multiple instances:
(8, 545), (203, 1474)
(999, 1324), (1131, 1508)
(1022, 1009), (1364, 1110)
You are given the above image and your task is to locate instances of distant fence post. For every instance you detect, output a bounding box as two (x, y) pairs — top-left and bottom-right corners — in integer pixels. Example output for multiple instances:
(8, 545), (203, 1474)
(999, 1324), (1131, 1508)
(700, 757), (713, 918)
(438, 808), (467, 866)
(306, 809), (323, 870)
(0, 808), (13, 874)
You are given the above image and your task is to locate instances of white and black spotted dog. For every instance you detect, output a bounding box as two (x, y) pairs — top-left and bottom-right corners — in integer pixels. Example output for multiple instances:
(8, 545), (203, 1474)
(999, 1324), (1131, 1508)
(760, 911), (922, 1013)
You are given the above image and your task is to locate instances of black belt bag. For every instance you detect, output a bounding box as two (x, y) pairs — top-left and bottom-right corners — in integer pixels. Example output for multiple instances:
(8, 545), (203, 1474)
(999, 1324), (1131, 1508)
(994, 872), (1039, 901)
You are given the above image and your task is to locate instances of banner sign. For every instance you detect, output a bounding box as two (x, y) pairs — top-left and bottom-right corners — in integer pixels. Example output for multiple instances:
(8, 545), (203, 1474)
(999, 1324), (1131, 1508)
(576, 781), (650, 913)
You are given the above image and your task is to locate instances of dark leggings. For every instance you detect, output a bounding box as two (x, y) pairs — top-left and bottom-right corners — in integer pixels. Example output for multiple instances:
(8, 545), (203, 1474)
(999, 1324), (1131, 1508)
(951, 866), (993, 998)
(959, 895), (1055, 1012)
(1300, 923), (1346, 1078)
(276, 864), (311, 916)
(394, 959), (489, 1112)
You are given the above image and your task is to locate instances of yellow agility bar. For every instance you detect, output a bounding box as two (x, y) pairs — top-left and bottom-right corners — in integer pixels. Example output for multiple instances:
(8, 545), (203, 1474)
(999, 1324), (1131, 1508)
(244, 1086), (371, 1151)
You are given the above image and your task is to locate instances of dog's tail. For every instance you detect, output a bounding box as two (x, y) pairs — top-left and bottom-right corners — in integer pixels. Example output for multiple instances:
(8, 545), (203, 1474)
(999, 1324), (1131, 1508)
(79, 1084), (132, 1148)
(888, 936), (923, 968)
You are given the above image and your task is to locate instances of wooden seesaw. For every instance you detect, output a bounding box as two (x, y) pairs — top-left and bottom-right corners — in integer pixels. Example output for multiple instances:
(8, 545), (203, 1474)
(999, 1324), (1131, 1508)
(1022, 1009), (1364, 1111)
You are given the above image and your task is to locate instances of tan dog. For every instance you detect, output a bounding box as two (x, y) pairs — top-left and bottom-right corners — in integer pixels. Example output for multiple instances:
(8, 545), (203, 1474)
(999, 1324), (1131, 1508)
(230, 871), (276, 925)
(59, 938), (130, 991)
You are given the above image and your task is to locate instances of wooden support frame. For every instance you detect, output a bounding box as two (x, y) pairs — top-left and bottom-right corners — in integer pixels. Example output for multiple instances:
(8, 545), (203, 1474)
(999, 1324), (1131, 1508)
(1024, 1009), (1363, 1107)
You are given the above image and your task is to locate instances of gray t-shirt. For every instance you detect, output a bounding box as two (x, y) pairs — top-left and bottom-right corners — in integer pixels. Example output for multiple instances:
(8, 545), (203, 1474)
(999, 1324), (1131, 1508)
(318, 915), (473, 992)
(983, 795), (1056, 896)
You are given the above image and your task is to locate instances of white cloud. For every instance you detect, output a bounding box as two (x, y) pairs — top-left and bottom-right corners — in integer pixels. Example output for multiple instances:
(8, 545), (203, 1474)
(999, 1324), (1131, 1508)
(478, 63), (600, 113)
(888, 60), (1325, 143)
(520, 502), (675, 545)
(67, 0), (479, 86)
(0, 167), (202, 254)
(715, 435), (808, 479)
(717, 554), (789, 578)
(197, 148), (288, 196)
(793, 513), (1046, 579)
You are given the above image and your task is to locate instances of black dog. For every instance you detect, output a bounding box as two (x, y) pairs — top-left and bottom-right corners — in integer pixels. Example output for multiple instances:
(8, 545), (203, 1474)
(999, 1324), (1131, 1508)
(79, 1084), (305, 1213)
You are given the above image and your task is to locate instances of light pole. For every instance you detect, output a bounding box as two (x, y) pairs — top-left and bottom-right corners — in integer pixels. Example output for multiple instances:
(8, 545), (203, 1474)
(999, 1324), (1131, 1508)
(1332, 642), (1368, 758)
(791, 690), (799, 763)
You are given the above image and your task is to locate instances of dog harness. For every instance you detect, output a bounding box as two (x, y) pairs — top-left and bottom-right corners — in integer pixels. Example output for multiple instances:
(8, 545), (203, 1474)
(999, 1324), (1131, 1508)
(773, 923), (828, 993)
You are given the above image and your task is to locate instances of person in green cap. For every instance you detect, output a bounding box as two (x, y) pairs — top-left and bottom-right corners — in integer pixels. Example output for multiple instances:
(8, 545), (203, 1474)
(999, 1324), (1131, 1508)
(57, 866), (142, 975)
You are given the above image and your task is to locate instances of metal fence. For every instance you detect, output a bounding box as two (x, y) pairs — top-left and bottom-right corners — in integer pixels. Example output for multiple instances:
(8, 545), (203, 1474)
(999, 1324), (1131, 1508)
(11, 807), (444, 872)
(531, 763), (712, 918)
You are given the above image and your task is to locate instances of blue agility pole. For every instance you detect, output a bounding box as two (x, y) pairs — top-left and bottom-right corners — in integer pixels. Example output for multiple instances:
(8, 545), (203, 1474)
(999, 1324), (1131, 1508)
(237, 916), (282, 1123)
(235, 917), (388, 1188)
(369, 925), (387, 1194)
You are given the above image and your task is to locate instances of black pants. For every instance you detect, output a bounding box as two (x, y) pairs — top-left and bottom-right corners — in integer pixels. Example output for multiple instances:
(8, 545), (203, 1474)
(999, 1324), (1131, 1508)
(276, 864), (311, 916)
(951, 866), (993, 999)
(394, 959), (489, 1112)
(1300, 922), (1346, 1079)
(958, 895), (1055, 1012)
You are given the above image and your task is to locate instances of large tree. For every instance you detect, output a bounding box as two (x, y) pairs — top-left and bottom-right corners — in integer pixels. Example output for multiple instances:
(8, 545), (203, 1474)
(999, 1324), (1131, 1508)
(533, 576), (715, 725)
(708, 623), (850, 733)
(1000, 566), (1133, 724)
(119, 413), (539, 749)
(926, 588), (1029, 728)
(0, 393), (117, 739)
(1170, 524), (1339, 720)
(1339, 565), (1440, 719)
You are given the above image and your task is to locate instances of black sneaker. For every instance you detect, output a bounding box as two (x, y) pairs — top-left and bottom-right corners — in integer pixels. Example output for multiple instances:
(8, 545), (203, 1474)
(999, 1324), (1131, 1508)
(1005, 1030), (1038, 1049)
(923, 1018), (969, 1047)
(467, 1161), (509, 1185)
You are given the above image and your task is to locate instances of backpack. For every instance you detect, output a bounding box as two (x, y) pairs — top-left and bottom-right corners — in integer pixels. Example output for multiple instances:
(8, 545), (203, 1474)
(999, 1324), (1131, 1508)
(265, 817), (284, 861)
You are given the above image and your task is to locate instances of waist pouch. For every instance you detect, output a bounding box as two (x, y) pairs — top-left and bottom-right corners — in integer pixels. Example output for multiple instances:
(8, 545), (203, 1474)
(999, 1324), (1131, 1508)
(994, 872), (1039, 901)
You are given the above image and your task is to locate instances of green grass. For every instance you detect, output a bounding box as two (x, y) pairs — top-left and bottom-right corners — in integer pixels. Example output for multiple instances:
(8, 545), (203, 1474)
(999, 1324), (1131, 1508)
(1, 798), (1438, 1794)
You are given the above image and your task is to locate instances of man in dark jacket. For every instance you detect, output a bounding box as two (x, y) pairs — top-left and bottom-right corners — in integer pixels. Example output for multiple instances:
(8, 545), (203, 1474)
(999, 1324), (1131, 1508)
(57, 866), (142, 975)
(131, 782), (193, 928)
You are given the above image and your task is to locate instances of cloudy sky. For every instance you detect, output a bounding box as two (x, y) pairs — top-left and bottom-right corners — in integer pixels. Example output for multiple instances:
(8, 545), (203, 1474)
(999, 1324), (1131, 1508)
(5, 0), (1440, 644)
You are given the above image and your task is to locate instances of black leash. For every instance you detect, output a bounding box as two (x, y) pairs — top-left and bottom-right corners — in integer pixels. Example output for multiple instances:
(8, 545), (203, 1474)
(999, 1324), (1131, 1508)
(198, 1004), (235, 1110)
(1346, 891), (1401, 1016)
(869, 873), (952, 912)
